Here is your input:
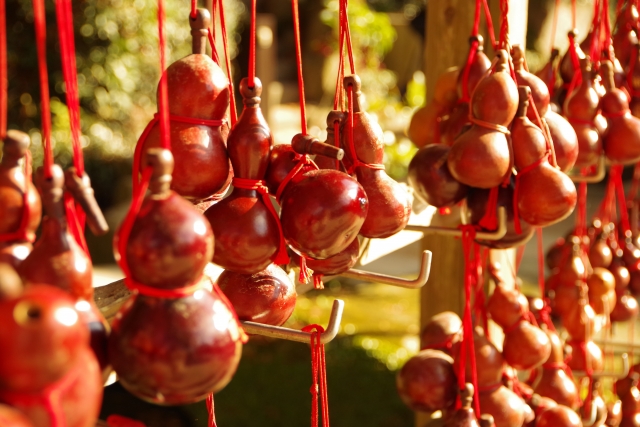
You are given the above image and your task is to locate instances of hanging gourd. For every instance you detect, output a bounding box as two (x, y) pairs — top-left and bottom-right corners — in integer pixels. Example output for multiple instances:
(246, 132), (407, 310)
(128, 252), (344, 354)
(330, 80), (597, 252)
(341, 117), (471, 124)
(135, 9), (231, 204)
(0, 132), (41, 269)
(109, 149), (244, 404)
(447, 50), (517, 189)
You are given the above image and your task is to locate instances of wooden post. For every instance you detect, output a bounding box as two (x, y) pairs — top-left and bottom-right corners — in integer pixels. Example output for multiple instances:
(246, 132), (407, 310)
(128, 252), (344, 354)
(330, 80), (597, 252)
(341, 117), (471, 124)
(418, 1), (528, 426)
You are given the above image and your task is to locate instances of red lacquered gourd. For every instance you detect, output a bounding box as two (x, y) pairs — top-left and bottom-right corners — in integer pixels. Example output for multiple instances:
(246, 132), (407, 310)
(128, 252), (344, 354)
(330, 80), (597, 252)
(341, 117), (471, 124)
(465, 178), (534, 249)
(354, 166), (411, 239)
(342, 75), (411, 239)
(408, 67), (459, 148)
(18, 165), (92, 301)
(440, 102), (472, 146)
(457, 36), (492, 101)
(533, 328), (580, 409)
(444, 384), (480, 427)
(408, 144), (468, 208)
(396, 349), (458, 412)
(600, 61), (640, 164)
(562, 292), (596, 342)
(0, 131), (41, 268)
(526, 394), (558, 427)
(513, 45), (550, 120)
(536, 48), (560, 97)
(544, 110), (579, 172)
(566, 340), (603, 372)
(536, 405), (583, 427)
(205, 77), (284, 274)
(448, 50), (518, 188)
(620, 373), (640, 427)
(478, 385), (529, 427)
(420, 311), (462, 355)
(0, 405), (33, 427)
(587, 267), (617, 315)
(503, 320), (551, 371)
(217, 263), (296, 326)
(606, 400), (622, 427)
(137, 9), (230, 202)
(613, 3), (639, 68)
(512, 86), (577, 227)
(487, 273), (530, 329)
(280, 168), (368, 259)
(109, 149), (242, 405)
(291, 237), (360, 276)
(0, 285), (102, 427)
(610, 291), (639, 322)
(560, 30), (586, 84)
(590, 232), (613, 268)
(454, 327), (504, 388)
(564, 57), (603, 168)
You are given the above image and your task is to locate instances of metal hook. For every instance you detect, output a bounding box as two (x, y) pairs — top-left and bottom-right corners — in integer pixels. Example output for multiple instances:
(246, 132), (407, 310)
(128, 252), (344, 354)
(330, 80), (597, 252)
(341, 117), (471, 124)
(572, 353), (629, 380)
(581, 395), (598, 427)
(241, 299), (345, 345)
(338, 250), (432, 289)
(403, 207), (508, 241)
(568, 157), (606, 183)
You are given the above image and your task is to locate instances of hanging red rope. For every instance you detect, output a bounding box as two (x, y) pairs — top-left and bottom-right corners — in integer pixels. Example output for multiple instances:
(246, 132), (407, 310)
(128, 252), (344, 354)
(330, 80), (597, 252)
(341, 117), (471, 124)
(55, 0), (84, 177)
(0, 0), (6, 139)
(32, 0), (54, 178)
(292, 0), (307, 135)
(248, 0), (256, 88)
(549, 0), (561, 53)
(216, 0), (236, 125)
(302, 324), (331, 427)
(156, 0), (170, 150)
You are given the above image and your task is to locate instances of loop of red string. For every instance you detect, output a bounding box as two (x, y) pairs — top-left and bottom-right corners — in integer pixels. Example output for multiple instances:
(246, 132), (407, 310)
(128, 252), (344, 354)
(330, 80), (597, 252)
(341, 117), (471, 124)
(292, 0), (307, 135)
(0, 151), (34, 243)
(458, 226), (481, 416)
(602, 109), (630, 118)
(0, 359), (81, 427)
(232, 177), (290, 265)
(275, 154), (318, 203)
(132, 113), (227, 193)
(468, 116), (511, 135)
(333, 0), (355, 111)
(32, 0), (53, 179)
(301, 324), (330, 427)
(0, 0), (6, 139)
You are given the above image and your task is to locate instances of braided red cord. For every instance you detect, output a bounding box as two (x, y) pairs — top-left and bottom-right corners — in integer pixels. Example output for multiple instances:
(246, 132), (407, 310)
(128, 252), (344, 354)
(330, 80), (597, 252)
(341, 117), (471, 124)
(32, 0), (53, 178)
(157, 0), (170, 150)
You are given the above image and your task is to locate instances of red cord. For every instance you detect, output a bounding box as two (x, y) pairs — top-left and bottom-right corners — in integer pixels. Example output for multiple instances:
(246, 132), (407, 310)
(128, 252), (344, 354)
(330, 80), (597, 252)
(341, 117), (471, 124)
(248, 0), (256, 88)
(190, 0), (197, 19)
(292, 0), (307, 134)
(481, 0), (496, 50)
(0, 0), (6, 139)
(157, 0), (170, 150)
(340, 0), (355, 75)
(612, 165), (631, 234)
(498, 0), (510, 50)
(55, 0), (84, 176)
(302, 324), (330, 427)
(206, 394), (217, 427)
(32, 0), (53, 179)
(274, 154), (318, 203)
(459, 226), (480, 416)
(217, 0), (236, 126)
(232, 177), (290, 265)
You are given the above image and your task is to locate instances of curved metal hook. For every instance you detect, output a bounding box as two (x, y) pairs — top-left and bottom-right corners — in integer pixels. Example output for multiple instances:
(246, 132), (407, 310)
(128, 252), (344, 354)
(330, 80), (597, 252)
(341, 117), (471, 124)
(572, 353), (629, 380)
(403, 207), (508, 241)
(241, 299), (344, 345)
(580, 394), (598, 426)
(338, 250), (432, 289)
(568, 157), (606, 183)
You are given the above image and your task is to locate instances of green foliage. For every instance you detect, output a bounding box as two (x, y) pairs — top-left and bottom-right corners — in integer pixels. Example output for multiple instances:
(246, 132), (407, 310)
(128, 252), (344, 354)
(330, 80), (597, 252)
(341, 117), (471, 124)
(6, 0), (241, 166)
